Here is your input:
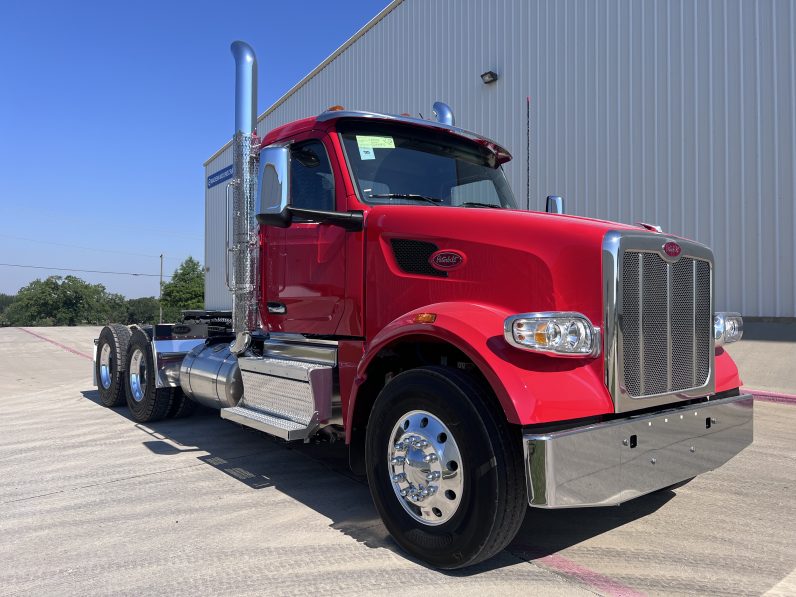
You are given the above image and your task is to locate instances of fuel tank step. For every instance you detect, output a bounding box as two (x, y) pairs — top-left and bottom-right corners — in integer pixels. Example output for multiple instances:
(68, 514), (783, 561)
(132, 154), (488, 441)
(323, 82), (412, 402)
(220, 406), (313, 441)
(223, 354), (335, 441)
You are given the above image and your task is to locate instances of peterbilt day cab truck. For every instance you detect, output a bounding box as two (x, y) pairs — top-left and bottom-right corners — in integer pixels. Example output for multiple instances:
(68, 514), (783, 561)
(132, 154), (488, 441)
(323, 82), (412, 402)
(94, 41), (752, 569)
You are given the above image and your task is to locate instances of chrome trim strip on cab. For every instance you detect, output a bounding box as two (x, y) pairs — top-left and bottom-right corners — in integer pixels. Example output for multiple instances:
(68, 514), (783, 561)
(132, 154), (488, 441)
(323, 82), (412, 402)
(261, 335), (338, 367)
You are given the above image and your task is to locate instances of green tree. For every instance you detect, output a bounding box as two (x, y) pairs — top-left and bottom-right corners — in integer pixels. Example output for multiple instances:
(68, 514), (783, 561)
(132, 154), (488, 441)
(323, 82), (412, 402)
(161, 256), (204, 322)
(0, 293), (15, 313)
(125, 296), (160, 324)
(4, 276), (125, 326)
(0, 293), (17, 326)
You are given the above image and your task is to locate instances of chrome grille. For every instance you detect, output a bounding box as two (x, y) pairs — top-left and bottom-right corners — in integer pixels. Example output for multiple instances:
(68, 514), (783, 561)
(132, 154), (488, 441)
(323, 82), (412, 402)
(621, 251), (711, 397)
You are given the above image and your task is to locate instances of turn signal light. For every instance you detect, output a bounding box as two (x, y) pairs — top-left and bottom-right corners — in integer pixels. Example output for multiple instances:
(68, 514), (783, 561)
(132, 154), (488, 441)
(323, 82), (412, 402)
(413, 313), (437, 324)
(504, 312), (600, 357)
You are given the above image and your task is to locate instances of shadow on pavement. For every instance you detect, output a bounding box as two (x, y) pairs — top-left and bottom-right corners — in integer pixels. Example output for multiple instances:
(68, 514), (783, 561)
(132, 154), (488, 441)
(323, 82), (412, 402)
(81, 388), (674, 575)
(509, 490), (674, 559)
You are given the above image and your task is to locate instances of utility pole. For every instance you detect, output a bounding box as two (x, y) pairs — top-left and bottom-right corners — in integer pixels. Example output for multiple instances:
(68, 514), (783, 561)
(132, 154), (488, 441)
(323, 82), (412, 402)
(159, 254), (163, 323)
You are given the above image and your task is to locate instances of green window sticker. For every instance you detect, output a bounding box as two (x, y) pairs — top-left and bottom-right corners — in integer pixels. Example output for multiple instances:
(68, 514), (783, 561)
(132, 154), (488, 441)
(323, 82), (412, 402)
(356, 135), (395, 160)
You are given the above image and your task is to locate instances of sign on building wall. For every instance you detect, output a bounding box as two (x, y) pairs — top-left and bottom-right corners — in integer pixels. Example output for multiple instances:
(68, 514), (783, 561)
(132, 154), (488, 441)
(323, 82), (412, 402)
(207, 165), (233, 188)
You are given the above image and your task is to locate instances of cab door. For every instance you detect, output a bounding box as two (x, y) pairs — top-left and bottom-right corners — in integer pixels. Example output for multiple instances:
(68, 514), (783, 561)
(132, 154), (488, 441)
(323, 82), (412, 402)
(264, 133), (348, 335)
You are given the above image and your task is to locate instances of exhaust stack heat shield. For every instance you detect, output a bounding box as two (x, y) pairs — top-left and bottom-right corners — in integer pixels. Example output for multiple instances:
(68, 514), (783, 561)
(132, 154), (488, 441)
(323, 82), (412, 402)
(229, 41), (260, 354)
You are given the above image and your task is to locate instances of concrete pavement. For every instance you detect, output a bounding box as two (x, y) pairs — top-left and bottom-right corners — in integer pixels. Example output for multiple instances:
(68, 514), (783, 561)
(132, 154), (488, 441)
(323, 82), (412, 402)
(1, 326), (795, 596)
(725, 321), (796, 395)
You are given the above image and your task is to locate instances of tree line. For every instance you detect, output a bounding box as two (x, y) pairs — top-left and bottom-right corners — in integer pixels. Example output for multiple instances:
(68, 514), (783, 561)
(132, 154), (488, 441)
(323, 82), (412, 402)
(0, 257), (205, 327)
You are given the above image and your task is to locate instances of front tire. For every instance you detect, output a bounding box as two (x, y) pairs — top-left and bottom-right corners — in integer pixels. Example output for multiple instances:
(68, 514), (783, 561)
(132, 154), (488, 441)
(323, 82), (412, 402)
(365, 366), (526, 569)
(96, 324), (131, 407)
(124, 329), (174, 422)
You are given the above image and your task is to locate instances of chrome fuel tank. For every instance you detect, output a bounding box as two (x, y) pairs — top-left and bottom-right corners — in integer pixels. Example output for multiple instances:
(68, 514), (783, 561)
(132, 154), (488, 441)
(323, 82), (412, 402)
(179, 343), (242, 409)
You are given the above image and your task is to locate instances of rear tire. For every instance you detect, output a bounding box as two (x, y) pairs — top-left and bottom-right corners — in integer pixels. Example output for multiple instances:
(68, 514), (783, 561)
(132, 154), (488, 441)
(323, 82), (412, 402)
(365, 366), (527, 569)
(124, 329), (174, 422)
(96, 324), (131, 407)
(167, 387), (197, 419)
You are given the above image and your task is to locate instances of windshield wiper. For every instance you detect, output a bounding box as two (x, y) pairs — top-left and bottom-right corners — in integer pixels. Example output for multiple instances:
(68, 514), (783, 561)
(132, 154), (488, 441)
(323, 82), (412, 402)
(459, 202), (504, 209)
(368, 193), (444, 204)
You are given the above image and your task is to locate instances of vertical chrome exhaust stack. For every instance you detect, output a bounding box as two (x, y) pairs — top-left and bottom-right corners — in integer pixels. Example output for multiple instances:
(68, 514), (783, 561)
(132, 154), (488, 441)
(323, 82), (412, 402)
(229, 41), (260, 355)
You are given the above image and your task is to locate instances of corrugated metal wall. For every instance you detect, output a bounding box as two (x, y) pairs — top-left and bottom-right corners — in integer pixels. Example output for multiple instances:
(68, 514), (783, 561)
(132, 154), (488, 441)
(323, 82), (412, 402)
(206, 0), (796, 317)
(204, 147), (232, 310)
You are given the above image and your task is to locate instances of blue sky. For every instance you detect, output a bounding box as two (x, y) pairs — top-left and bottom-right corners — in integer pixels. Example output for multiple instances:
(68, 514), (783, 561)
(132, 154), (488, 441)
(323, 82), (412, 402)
(0, 0), (388, 298)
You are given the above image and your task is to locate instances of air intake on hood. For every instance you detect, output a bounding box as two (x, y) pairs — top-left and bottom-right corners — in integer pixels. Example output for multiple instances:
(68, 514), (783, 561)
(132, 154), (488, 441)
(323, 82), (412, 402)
(390, 239), (447, 278)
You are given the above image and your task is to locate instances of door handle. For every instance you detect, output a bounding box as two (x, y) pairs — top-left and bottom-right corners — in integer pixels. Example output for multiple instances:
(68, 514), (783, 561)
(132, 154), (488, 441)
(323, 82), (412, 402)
(267, 302), (287, 314)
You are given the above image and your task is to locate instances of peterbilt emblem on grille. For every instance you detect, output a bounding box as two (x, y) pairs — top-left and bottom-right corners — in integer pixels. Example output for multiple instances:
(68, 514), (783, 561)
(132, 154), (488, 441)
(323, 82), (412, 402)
(663, 241), (682, 258)
(429, 250), (466, 271)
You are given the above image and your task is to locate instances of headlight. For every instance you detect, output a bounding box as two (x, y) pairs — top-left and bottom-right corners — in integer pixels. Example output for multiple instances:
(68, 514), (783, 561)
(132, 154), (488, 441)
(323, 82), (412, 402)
(504, 312), (600, 357)
(714, 312), (743, 346)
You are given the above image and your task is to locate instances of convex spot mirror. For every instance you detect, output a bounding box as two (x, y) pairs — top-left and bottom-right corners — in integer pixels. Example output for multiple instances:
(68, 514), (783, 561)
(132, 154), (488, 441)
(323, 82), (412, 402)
(256, 145), (292, 227)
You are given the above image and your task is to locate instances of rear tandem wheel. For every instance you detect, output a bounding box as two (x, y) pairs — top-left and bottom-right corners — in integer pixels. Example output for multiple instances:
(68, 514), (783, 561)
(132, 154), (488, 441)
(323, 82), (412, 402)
(124, 328), (175, 422)
(95, 324), (131, 407)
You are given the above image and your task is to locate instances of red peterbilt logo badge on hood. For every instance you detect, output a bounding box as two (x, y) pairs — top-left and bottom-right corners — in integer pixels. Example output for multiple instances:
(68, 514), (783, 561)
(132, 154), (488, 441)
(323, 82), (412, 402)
(429, 250), (466, 271)
(663, 241), (682, 258)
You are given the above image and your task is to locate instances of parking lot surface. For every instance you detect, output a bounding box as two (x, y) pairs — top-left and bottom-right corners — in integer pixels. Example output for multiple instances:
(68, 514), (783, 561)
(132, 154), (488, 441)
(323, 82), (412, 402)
(1, 326), (795, 596)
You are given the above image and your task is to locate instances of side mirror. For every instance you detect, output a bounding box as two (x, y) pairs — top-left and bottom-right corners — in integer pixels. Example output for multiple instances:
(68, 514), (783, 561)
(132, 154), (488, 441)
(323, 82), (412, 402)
(256, 145), (292, 227)
(545, 195), (564, 214)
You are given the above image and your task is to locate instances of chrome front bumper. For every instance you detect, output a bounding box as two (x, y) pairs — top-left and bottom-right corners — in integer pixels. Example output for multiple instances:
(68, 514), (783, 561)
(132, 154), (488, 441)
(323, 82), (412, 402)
(523, 393), (753, 508)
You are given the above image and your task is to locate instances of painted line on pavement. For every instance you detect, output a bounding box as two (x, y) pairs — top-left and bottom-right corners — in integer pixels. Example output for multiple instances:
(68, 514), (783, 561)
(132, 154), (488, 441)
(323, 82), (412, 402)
(747, 388), (796, 405)
(510, 544), (645, 597)
(17, 327), (94, 361)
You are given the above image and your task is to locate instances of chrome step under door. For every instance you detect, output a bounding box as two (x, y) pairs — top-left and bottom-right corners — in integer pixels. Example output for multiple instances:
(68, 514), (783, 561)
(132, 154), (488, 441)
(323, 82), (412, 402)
(220, 354), (334, 441)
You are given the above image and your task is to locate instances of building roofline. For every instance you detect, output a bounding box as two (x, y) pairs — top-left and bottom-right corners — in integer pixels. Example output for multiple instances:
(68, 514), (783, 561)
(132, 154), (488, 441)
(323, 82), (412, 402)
(204, 0), (405, 167)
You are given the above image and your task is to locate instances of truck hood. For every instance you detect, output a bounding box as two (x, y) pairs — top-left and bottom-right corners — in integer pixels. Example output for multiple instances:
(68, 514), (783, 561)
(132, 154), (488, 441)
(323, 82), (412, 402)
(365, 204), (642, 327)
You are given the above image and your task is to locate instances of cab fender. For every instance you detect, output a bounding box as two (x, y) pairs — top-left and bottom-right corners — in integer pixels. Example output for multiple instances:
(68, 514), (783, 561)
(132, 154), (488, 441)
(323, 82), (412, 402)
(347, 302), (613, 438)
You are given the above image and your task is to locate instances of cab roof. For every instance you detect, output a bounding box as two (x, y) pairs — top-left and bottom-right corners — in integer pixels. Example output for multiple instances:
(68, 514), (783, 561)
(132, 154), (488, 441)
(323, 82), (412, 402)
(260, 110), (512, 165)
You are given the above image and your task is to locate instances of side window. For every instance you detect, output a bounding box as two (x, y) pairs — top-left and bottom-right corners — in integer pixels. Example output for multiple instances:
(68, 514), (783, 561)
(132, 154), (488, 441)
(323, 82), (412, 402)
(290, 140), (335, 212)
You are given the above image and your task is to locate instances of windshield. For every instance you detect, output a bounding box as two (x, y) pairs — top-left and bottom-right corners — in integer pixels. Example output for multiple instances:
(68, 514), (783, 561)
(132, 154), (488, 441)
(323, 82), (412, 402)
(338, 121), (517, 209)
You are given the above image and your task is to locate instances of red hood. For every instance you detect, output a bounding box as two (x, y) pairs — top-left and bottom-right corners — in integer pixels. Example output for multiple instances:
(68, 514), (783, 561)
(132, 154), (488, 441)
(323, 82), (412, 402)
(481, 207), (643, 233)
(364, 205), (644, 332)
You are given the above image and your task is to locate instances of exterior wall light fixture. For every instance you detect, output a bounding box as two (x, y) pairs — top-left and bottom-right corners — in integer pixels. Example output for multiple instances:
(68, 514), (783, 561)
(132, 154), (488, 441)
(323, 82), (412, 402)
(481, 70), (499, 84)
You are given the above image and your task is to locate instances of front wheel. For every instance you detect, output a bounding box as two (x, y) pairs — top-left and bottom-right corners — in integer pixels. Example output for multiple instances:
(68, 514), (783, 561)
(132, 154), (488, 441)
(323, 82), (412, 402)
(365, 366), (527, 569)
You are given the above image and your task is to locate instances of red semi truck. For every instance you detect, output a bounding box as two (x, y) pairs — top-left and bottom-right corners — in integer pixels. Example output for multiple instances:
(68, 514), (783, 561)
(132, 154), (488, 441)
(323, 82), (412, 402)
(94, 41), (752, 569)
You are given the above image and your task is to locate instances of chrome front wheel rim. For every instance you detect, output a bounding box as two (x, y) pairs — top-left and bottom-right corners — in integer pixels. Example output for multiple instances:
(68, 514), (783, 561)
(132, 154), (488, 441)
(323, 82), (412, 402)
(99, 343), (112, 389)
(129, 348), (147, 403)
(387, 409), (464, 526)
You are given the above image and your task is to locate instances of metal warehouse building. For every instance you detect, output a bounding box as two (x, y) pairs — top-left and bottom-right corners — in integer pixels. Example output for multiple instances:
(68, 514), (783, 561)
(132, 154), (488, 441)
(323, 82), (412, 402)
(205, 0), (796, 318)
